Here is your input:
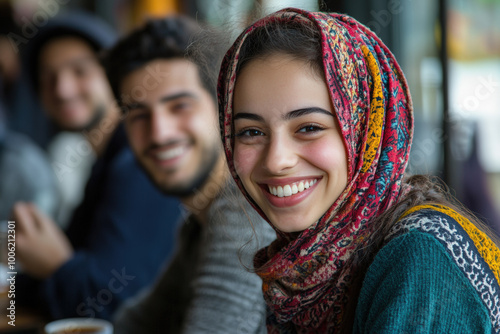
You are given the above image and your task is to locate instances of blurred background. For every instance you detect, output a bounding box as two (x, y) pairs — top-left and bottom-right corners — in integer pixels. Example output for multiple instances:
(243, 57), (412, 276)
(1, 0), (499, 229)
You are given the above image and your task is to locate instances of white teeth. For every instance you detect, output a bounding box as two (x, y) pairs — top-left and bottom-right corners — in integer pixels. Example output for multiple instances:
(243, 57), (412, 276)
(267, 179), (318, 198)
(156, 147), (185, 160)
(283, 185), (292, 196)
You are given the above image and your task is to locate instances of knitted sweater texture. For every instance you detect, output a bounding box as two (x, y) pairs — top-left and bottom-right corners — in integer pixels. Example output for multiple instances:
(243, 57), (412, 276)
(354, 205), (499, 333)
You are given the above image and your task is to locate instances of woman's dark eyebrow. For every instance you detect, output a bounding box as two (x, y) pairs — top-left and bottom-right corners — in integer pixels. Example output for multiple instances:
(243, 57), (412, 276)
(233, 112), (265, 122)
(284, 107), (333, 120)
(233, 107), (332, 122)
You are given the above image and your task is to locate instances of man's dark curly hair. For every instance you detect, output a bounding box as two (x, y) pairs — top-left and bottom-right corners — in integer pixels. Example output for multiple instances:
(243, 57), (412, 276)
(103, 16), (224, 109)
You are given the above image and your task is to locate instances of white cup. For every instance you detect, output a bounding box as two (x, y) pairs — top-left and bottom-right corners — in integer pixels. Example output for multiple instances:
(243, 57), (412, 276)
(44, 318), (113, 334)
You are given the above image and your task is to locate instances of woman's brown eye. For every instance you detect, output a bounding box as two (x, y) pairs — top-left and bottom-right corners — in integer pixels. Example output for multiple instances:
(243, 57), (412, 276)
(236, 129), (264, 137)
(298, 125), (324, 133)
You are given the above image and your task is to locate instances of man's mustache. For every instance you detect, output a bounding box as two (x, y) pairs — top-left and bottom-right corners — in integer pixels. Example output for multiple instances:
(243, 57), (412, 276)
(145, 139), (190, 153)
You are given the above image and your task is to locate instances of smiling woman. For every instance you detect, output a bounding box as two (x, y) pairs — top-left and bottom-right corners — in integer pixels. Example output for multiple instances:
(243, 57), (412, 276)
(218, 7), (500, 334)
(233, 54), (347, 233)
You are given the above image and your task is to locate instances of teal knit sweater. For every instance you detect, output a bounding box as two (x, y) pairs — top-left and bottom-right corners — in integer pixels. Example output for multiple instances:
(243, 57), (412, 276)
(354, 206), (499, 333)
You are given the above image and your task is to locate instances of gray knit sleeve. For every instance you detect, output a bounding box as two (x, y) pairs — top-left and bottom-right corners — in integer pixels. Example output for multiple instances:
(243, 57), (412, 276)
(181, 183), (276, 334)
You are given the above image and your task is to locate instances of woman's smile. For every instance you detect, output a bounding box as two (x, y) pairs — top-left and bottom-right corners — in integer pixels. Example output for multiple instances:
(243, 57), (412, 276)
(264, 178), (318, 197)
(257, 177), (321, 208)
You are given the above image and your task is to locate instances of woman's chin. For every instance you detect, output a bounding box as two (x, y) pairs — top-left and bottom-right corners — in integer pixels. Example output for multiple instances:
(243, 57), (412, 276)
(266, 213), (315, 233)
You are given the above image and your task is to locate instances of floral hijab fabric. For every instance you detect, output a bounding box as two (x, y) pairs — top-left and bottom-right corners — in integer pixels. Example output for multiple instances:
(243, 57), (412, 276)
(218, 8), (413, 332)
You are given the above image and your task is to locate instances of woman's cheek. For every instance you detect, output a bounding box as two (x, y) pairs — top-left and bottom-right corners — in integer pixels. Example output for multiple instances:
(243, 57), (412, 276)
(300, 141), (331, 168)
(234, 144), (260, 180)
(305, 136), (347, 171)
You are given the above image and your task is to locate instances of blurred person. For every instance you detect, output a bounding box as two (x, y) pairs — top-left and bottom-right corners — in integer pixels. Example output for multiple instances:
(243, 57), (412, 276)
(0, 4), (20, 91)
(103, 16), (275, 333)
(0, 2), (59, 228)
(0, 1), (54, 147)
(13, 11), (182, 320)
(1, 2), (74, 225)
(218, 8), (500, 332)
(0, 97), (59, 221)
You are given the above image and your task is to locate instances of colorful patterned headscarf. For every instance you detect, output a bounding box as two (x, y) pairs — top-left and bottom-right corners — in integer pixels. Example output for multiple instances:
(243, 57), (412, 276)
(218, 8), (413, 332)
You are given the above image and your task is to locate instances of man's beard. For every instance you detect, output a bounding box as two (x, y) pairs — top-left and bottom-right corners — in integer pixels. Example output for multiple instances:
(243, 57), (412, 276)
(61, 104), (106, 132)
(140, 142), (221, 198)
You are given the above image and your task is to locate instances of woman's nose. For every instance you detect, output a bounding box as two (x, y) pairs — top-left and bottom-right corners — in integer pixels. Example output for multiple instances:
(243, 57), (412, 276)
(262, 135), (298, 174)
